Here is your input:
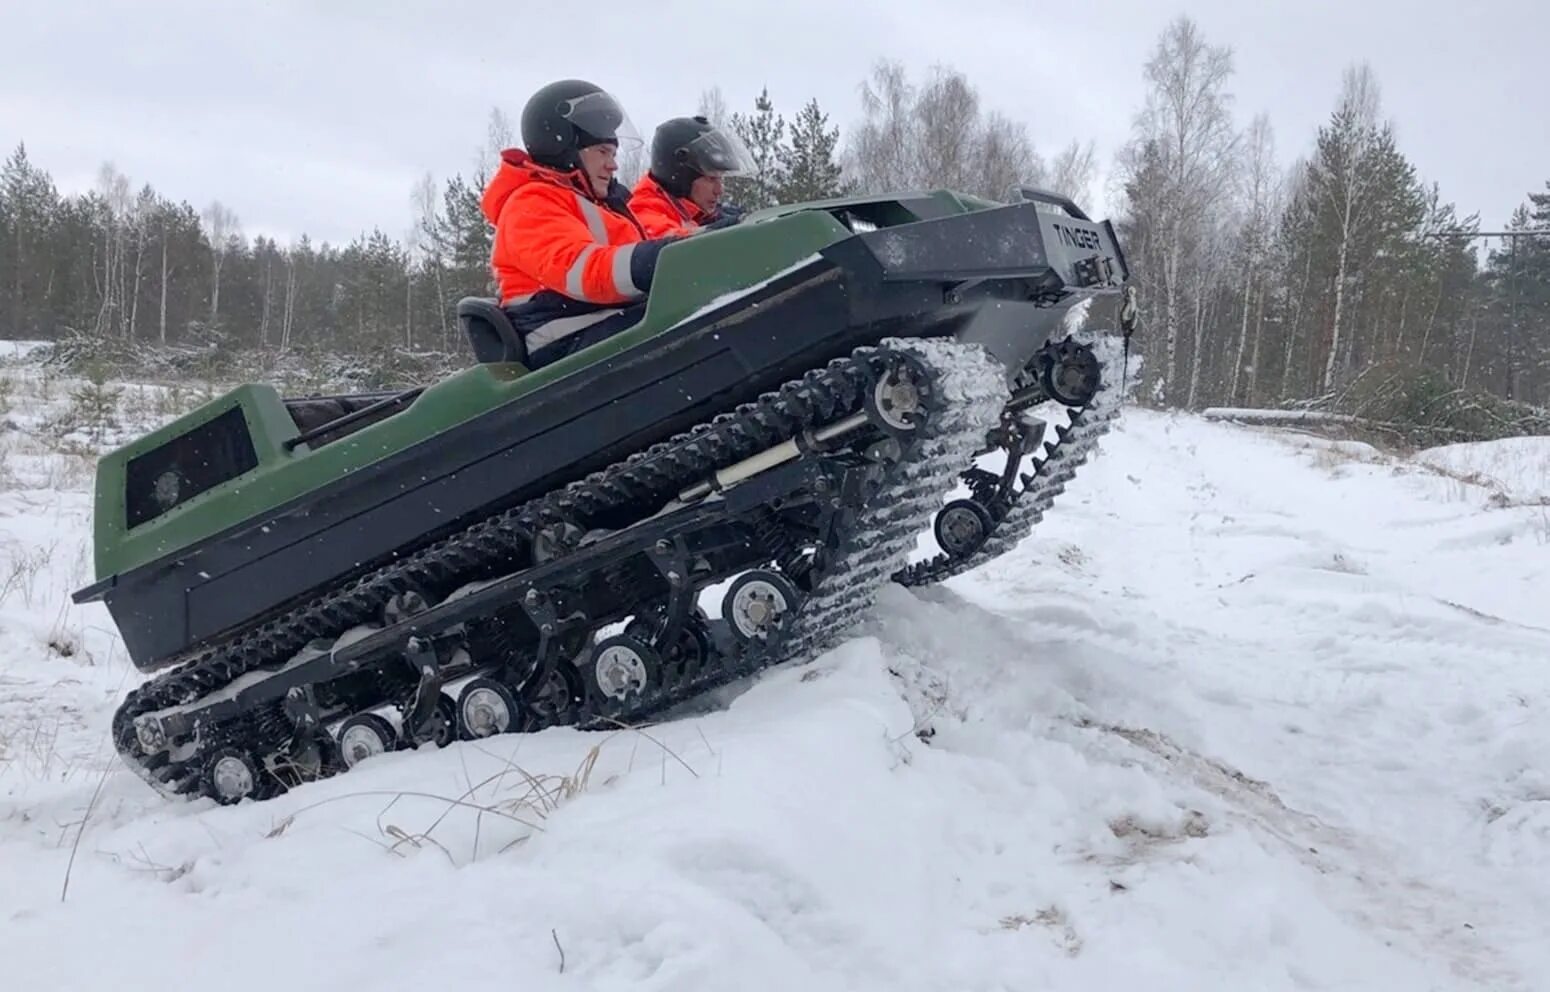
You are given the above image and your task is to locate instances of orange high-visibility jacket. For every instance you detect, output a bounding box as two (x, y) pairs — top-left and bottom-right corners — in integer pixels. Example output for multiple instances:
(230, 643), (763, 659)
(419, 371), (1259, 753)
(628, 174), (708, 238)
(481, 149), (683, 355)
(481, 149), (652, 308)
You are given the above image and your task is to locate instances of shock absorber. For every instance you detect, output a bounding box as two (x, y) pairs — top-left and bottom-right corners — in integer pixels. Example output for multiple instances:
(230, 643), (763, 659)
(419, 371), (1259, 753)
(601, 559), (642, 614)
(753, 511), (813, 582)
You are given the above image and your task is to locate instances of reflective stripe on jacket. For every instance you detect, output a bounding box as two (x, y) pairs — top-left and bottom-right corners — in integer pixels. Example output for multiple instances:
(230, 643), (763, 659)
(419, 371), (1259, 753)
(481, 149), (648, 308)
(628, 174), (708, 238)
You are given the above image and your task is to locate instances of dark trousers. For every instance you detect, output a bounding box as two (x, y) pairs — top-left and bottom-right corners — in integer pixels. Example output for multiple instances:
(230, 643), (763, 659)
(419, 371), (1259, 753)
(522, 305), (646, 370)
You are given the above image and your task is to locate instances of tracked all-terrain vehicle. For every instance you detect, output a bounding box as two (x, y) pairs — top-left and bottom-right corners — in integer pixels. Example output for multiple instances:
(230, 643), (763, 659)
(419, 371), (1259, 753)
(73, 186), (1137, 805)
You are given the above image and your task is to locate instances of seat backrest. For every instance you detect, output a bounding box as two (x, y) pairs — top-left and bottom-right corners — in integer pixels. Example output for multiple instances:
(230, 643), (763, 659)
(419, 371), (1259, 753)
(457, 297), (528, 366)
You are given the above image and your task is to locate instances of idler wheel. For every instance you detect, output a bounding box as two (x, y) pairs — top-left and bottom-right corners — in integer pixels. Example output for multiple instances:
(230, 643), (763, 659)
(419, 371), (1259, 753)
(336, 712), (397, 767)
(1038, 340), (1101, 407)
(864, 352), (933, 436)
(934, 498), (996, 558)
(722, 569), (802, 644)
(201, 746), (264, 805)
(456, 678), (522, 740)
(585, 636), (662, 711)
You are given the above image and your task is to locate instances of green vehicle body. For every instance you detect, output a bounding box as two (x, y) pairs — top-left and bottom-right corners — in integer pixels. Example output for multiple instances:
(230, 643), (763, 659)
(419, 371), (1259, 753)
(83, 177), (1139, 806)
(88, 193), (995, 582)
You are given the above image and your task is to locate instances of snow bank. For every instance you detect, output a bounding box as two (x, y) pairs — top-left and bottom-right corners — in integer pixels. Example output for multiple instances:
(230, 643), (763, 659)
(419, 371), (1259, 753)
(1415, 435), (1550, 505)
(0, 339), (53, 361)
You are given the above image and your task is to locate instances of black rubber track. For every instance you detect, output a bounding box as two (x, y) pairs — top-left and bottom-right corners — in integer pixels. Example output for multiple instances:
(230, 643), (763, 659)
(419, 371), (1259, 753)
(114, 339), (1009, 800)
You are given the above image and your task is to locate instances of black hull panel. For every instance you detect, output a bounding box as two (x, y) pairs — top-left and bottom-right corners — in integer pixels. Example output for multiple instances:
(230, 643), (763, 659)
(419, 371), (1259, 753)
(102, 256), (1081, 673)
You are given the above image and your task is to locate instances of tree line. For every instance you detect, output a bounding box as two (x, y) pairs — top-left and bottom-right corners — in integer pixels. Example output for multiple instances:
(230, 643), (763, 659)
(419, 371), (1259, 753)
(1, 23), (1546, 424)
(1111, 16), (1548, 426)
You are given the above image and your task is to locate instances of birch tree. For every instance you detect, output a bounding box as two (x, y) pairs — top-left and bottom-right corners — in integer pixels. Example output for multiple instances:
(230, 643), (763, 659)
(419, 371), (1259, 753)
(847, 59), (1041, 200)
(478, 107), (514, 181)
(1116, 15), (1240, 403)
(970, 110), (1040, 201)
(1048, 139), (1098, 205)
(280, 241), (299, 351)
(94, 163), (131, 337)
(128, 185), (154, 341)
(848, 60), (917, 194)
(202, 199), (238, 326)
(697, 87), (730, 127)
(1306, 66), (1380, 391)
(1229, 114), (1278, 402)
(912, 67), (982, 192)
(412, 171), (450, 348)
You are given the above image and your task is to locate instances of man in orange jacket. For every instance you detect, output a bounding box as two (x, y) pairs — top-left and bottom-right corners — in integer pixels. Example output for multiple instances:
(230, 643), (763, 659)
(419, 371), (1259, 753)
(478, 79), (684, 369)
(629, 116), (754, 238)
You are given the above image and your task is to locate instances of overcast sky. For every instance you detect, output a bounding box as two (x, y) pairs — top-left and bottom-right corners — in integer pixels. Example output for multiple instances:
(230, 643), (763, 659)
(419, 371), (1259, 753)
(4, 0), (1543, 247)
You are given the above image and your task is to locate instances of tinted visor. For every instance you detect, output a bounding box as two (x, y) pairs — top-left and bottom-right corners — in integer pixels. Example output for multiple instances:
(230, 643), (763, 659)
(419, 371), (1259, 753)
(559, 90), (642, 148)
(681, 128), (756, 176)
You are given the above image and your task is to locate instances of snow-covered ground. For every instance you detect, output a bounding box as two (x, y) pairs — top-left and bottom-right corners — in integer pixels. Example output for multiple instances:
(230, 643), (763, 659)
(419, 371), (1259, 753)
(1, 357), (1546, 991)
(1417, 436), (1550, 507)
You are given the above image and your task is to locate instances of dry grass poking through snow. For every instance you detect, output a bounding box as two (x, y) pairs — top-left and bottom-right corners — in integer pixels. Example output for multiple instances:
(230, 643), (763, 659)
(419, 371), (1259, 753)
(256, 722), (708, 871)
(254, 739), (608, 866)
(0, 350), (221, 839)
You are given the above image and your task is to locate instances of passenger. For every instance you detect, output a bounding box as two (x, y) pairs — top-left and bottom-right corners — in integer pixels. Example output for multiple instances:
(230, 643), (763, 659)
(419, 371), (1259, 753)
(479, 79), (683, 369)
(629, 115), (755, 238)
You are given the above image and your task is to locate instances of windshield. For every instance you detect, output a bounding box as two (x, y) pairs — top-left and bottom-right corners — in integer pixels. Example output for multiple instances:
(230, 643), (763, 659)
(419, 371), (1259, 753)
(558, 90), (642, 148)
(681, 128), (756, 176)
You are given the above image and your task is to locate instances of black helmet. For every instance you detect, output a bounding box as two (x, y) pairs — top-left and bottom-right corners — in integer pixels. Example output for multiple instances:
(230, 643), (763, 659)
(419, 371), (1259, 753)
(521, 79), (641, 171)
(649, 116), (756, 198)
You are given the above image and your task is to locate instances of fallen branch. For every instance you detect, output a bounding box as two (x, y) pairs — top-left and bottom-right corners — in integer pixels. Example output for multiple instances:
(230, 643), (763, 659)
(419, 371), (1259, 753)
(1201, 407), (1364, 426)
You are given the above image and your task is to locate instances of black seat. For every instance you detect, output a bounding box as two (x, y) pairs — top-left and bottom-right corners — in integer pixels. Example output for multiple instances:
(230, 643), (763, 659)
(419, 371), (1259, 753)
(283, 392), (401, 434)
(280, 387), (424, 450)
(458, 297), (527, 366)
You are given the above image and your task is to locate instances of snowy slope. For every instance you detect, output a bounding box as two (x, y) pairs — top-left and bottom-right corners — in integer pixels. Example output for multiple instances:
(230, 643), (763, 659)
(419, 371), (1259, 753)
(1416, 435), (1550, 506)
(1, 364), (1546, 991)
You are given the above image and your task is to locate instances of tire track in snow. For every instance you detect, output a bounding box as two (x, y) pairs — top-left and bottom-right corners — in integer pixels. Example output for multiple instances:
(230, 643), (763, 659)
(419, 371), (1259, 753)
(1069, 717), (1529, 991)
(869, 531), (1537, 990)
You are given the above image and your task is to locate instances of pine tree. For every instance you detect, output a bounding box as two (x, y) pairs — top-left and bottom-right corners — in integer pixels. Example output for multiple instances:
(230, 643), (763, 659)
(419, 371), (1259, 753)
(727, 88), (788, 209)
(1477, 187), (1550, 402)
(1301, 69), (1424, 391)
(439, 174), (493, 298)
(2, 143), (61, 338)
(779, 99), (846, 202)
